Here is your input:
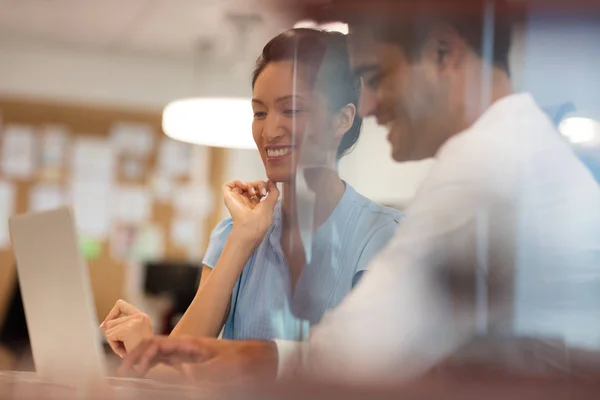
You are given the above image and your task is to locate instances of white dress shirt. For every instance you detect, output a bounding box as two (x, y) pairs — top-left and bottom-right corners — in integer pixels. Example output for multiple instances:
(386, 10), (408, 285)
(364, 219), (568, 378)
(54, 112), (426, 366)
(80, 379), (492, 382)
(275, 93), (600, 384)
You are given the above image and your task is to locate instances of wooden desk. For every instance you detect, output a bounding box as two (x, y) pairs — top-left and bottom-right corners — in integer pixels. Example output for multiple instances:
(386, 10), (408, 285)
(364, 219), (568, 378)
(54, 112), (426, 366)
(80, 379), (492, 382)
(0, 371), (208, 400)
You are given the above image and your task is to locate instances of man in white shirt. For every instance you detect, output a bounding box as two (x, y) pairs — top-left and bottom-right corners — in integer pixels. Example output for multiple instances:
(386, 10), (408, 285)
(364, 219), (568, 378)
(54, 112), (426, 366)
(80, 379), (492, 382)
(120, 0), (600, 385)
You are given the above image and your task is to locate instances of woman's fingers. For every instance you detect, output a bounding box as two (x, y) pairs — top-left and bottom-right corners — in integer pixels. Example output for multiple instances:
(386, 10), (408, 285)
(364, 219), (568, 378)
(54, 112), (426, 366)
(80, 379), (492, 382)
(101, 299), (140, 329)
(104, 314), (153, 358)
(105, 326), (129, 358)
(225, 180), (270, 198)
(251, 181), (268, 197)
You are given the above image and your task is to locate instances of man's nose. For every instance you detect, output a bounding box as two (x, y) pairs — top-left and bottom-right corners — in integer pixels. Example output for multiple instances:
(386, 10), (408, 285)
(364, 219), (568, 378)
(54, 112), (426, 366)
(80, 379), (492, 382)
(358, 86), (378, 118)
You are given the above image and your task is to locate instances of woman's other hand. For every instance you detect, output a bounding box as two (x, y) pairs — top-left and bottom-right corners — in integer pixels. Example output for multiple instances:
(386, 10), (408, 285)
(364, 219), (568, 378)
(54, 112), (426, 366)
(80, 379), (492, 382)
(223, 180), (279, 244)
(100, 300), (154, 358)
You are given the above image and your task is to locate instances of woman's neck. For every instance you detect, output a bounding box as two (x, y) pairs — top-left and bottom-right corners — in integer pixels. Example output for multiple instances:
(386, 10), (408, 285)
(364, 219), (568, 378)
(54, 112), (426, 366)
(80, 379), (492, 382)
(279, 169), (345, 291)
(280, 168), (346, 231)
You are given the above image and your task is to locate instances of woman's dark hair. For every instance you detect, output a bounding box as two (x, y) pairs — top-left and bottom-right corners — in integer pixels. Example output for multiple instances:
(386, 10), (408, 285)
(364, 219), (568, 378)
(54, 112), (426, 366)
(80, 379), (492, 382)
(252, 28), (362, 160)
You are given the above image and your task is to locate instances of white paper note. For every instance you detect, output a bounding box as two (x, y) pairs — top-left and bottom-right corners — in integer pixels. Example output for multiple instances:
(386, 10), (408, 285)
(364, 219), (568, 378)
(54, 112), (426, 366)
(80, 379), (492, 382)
(110, 122), (154, 157)
(157, 138), (192, 177)
(172, 218), (197, 247)
(1, 125), (36, 178)
(29, 183), (65, 212)
(131, 224), (164, 261)
(40, 125), (69, 169)
(172, 218), (203, 258)
(0, 180), (15, 248)
(72, 138), (115, 183)
(173, 184), (214, 218)
(114, 187), (152, 224)
(109, 222), (139, 261)
(122, 157), (144, 180)
(70, 181), (112, 239)
(151, 173), (174, 202)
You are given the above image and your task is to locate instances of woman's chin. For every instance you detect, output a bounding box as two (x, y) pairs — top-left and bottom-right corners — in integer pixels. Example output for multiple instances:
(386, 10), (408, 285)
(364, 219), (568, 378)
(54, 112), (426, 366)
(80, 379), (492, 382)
(266, 170), (293, 184)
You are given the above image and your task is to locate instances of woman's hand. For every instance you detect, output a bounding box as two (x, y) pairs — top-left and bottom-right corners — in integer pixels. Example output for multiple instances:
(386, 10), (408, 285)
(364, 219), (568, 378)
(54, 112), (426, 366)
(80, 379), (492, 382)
(223, 180), (279, 244)
(100, 300), (154, 358)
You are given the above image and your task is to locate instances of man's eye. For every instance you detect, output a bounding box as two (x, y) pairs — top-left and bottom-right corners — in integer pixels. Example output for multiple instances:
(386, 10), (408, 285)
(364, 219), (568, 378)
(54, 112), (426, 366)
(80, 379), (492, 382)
(366, 74), (382, 89)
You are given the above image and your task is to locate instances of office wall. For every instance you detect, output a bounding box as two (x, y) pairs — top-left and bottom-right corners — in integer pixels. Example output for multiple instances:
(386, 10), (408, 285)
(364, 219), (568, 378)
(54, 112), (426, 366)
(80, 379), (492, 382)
(519, 15), (600, 115)
(0, 97), (225, 327)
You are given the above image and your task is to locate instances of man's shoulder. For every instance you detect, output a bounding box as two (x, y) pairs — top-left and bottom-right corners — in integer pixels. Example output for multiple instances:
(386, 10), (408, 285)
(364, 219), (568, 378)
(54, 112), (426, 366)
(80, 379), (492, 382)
(431, 94), (563, 187)
(347, 185), (404, 222)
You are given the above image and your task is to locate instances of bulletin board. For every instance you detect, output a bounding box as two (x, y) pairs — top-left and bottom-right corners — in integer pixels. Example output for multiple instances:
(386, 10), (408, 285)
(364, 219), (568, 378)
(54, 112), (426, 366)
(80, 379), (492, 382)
(0, 96), (226, 327)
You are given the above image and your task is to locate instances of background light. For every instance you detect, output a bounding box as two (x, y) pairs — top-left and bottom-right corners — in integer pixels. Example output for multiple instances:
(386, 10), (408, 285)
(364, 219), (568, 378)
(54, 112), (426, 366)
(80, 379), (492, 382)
(162, 98), (256, 150)
(294, 20), (349, 34)
(559, 116), (600, 145)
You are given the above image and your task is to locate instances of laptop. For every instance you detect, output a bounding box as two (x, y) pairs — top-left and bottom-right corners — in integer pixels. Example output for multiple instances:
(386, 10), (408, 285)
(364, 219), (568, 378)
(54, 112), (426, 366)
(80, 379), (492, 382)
(9, 207), (202, 393)
(9, 207), (108, 386)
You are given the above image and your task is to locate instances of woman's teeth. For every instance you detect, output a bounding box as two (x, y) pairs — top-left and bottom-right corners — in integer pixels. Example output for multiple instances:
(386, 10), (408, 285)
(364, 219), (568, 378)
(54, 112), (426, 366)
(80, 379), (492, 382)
(267, 148), (292, 157)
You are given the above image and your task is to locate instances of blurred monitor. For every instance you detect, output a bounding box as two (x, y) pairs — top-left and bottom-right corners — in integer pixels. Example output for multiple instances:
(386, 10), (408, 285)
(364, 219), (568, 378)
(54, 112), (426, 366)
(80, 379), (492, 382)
(143, 261), (202, 319)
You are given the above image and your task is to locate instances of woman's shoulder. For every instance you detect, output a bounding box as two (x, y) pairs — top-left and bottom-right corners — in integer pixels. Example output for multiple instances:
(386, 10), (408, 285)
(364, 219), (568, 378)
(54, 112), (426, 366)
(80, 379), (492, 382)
(203, 211), (281, 269)
(208, 202), (283, 242)
(345, 184), (405, 224)
(203, 219), (235, 268)
(208, 218), (234, 240)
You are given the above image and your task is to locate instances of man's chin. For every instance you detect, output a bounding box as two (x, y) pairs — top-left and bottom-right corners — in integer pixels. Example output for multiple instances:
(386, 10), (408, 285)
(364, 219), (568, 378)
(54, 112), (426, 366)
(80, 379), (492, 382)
(391, 148), (413, 163)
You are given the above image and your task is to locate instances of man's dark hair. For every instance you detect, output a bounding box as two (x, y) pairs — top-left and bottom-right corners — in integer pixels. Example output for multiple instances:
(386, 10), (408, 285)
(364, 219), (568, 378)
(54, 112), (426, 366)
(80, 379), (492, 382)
(252, 28), (362, 159)
(349, 0), (514, 74)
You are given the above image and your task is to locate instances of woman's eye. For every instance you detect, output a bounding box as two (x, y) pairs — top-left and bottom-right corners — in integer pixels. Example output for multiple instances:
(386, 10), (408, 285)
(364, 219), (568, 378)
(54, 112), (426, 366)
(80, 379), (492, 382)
(254, 111), (267, 119)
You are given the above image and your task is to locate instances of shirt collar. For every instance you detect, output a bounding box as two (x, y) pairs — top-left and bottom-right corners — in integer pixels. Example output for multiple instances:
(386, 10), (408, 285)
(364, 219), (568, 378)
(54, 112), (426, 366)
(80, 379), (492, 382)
(268, 182), (356, 252)
(433, 92), (538, 159)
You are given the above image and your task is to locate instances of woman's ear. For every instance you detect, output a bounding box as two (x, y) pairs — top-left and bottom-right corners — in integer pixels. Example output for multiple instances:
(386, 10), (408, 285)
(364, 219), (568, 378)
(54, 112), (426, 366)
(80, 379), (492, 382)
(335, 103), (357, 140)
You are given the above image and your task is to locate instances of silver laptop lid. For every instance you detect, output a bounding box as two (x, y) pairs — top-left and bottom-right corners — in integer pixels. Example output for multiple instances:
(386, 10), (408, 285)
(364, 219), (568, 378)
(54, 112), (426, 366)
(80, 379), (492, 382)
(9, 207), (106, 385)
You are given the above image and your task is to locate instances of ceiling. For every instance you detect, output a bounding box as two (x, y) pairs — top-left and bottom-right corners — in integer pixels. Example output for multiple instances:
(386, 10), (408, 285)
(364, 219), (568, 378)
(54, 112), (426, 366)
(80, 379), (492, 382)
(0, 0), (289, 61)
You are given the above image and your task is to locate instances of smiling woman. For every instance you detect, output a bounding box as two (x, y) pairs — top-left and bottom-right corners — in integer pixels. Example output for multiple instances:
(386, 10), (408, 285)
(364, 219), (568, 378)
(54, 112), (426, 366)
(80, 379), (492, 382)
(101, 28), (403, 355)
(250, 28), (364, 182)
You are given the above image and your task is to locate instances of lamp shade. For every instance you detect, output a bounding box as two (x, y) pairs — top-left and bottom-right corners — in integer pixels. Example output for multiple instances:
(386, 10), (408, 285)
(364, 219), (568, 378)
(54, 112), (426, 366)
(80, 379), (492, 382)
(162, 97), (256, 149)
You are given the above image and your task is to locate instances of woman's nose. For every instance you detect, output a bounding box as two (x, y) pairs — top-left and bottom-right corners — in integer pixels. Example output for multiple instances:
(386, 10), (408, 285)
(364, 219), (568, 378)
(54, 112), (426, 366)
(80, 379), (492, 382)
(262, 114), (287, 142)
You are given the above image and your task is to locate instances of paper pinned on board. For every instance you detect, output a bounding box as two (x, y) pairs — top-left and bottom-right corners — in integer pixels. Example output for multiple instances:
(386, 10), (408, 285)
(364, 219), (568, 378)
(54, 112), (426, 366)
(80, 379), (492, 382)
(109, 222), (139, 261)
(0, 180), (15, 248)
(1, 125), (36, 178)
(157, 138), (192, 177)
(70, 181), (112, 239)
(151, 173), (174, 202)
(72, 137), (115, 183)
(110, 122), (154, 157)
(121, 157), (145, 181)
(171, 218), (203, 257)
(131, 224), (164, 261)
(40, 125), (69, 173)
(113, 186), (153, 225)
(29, 183), (65, 212)
(173, 184), (214, 218)
(171, 218), (204, 249)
